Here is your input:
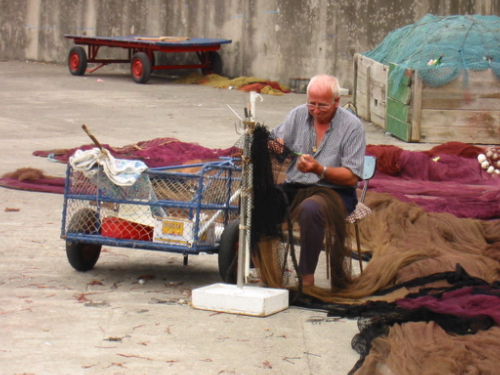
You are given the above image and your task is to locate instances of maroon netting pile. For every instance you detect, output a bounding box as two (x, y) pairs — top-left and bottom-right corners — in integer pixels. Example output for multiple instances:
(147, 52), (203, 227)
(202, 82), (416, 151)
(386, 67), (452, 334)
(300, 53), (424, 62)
(396, 285), (500, 325)
(366, 142), (500, 220)
(5, 139), (500, 223)
(1, 138), (240, 194)
(32, 137), (240, 168)
(0, 167), (65, 194)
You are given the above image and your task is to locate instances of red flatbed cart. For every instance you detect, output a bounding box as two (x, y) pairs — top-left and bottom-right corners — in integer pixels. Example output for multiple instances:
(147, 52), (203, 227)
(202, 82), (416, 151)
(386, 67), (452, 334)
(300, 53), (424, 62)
(64, 34), (232, 83)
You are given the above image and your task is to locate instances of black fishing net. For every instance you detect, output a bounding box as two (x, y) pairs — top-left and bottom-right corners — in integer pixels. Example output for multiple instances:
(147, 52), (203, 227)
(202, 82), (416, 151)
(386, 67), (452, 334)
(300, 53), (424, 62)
(250, 124), (290, 243)
(247, 124), (299, 288)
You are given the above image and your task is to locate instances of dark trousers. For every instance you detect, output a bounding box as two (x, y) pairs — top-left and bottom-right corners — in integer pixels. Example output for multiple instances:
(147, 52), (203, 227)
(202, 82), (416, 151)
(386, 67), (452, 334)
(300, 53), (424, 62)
(298, 196), (327, 274)
(282, 183), (357, 275)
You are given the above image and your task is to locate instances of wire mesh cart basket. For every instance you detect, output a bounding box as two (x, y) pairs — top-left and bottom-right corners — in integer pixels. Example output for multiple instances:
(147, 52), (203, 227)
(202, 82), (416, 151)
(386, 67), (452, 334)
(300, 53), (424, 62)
(60, 158), (242, 279)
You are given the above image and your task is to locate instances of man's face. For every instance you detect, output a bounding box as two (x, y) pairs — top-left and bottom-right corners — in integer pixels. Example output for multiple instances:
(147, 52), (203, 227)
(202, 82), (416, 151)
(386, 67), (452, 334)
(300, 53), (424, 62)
(307, 86), (340, 123)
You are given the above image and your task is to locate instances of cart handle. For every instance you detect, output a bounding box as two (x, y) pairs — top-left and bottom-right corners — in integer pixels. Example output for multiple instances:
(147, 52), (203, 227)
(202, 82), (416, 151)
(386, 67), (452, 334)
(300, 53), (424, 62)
(82, 124), (104, 150)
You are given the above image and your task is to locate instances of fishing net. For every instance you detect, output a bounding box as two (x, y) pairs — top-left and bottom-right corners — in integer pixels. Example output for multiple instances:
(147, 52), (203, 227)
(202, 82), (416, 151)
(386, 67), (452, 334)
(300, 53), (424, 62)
(174, 73), (291, 94)
(365, 145), (500, 220)
(350, 321), (500, 375)
(287, 263), (500, 374)
(363, 14), (500, 96)
(33, 137), (240, 168)
(243, 124), (292, 288)
(348, 276), (500, 374)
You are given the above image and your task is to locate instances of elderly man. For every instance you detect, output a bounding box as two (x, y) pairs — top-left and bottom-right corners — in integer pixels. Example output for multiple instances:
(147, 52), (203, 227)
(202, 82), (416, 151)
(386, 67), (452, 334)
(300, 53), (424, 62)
(272, 74), (366, 287)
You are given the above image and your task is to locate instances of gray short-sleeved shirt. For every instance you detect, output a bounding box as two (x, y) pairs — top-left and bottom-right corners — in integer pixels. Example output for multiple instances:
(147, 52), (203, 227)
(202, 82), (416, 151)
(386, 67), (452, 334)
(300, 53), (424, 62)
(272, 104), (366, 188)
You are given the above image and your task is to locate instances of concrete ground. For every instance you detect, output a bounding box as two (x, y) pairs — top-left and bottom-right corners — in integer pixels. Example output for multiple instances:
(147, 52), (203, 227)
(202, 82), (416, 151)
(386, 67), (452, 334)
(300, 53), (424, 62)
(0, 60), (433, 375)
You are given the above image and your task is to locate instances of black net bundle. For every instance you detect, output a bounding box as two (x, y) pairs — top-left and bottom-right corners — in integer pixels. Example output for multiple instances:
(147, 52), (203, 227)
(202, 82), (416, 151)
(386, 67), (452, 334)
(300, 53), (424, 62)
(248, 124), (298, 288)
(250, 124), (290, 243)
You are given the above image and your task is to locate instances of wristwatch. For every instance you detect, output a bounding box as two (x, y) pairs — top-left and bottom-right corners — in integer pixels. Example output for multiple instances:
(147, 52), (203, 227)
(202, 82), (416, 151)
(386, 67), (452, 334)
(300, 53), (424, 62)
(319, 165), (327, 179)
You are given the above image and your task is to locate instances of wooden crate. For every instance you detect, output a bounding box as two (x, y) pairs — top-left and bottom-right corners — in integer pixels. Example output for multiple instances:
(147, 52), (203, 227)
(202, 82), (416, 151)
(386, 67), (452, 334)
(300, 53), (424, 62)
(354, 54), (500, 144)
(353, 53), (388, 130)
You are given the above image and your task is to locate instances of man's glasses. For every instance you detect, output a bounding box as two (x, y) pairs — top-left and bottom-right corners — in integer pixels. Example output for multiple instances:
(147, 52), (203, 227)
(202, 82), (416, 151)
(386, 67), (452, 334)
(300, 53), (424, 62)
(306, 101), (333, 111)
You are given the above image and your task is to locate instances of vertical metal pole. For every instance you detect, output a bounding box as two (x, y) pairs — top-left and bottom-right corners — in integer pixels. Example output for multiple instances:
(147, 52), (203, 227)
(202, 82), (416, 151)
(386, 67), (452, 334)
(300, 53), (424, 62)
(236, 120), (254, 288)
(236, 92), (260, 288)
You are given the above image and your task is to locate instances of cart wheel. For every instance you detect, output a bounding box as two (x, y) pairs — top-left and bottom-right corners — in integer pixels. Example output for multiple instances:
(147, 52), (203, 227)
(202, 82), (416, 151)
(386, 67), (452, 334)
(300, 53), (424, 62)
(218, 219), (239, 284)
(202, 51), (223, 76)
(131, 52), (152, 84)
(66, 208), (101, 271)
(68, 46), (87, 76)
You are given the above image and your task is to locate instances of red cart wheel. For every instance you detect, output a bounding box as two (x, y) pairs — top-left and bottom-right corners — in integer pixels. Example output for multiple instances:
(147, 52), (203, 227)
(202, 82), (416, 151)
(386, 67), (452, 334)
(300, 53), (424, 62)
(131, 52), (152, 84)
(68, 46), (87, 76)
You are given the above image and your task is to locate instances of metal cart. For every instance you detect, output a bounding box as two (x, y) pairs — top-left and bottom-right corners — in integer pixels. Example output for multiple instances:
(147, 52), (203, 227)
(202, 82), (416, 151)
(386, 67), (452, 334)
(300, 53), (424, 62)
(60, 158), (242, 281)
(64, 34), (232, 83)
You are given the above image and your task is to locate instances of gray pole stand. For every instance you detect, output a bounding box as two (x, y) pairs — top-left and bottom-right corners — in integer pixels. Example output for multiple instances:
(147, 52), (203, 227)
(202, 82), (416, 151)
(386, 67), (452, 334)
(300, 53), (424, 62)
(236, 119), (254, 288)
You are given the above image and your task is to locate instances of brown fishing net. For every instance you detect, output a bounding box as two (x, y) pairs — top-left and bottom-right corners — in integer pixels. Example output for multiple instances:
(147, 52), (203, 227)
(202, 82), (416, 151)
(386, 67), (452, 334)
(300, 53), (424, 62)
(281, 189), (500, 373)
(282, 191), (500, 304)
(248, 123), (500, 374)
(354, 322), (500, 375)
(356, 192), (500, 289)
(348, 277), (500, 373)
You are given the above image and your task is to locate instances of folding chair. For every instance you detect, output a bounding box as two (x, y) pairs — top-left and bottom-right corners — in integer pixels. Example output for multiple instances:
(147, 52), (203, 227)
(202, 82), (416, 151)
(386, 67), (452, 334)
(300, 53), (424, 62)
(346, 155), (377, 273)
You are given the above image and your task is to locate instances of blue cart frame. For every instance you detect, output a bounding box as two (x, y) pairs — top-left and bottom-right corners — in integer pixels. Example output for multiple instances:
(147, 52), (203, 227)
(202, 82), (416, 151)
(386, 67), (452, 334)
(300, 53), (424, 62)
(60, 158), (241, 275)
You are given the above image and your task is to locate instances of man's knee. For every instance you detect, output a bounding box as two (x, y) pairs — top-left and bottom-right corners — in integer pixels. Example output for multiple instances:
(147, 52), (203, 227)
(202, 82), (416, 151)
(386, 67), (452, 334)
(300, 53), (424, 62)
(298, 197), (326, 224)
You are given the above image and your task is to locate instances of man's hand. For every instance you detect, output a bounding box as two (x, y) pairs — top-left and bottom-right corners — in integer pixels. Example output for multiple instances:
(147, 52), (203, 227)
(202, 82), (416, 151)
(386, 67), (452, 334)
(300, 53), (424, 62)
(296, 154), (322, 175)
(298, 155), (360, 186)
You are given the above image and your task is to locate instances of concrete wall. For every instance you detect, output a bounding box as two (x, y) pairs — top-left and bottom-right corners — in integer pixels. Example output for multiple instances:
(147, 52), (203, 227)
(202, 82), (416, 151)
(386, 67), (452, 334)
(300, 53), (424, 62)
(1, 0), (498, 90)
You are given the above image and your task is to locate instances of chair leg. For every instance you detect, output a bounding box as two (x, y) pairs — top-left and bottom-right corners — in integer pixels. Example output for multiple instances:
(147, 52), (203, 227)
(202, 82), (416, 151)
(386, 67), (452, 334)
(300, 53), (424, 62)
(354, 222), (363, 273)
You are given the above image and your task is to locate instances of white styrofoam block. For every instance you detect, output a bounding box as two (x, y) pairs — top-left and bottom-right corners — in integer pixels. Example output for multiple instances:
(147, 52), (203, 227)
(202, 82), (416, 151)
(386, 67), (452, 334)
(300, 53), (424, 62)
(191, 283), (289, 317)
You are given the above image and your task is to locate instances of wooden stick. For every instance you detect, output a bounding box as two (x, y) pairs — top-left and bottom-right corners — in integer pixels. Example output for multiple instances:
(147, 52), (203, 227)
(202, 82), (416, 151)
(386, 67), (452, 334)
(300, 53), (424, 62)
(82, 124), (103, 150)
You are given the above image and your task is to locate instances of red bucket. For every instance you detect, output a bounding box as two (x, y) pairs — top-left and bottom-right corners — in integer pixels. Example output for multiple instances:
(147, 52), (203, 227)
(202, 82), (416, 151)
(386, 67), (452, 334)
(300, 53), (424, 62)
(102, 217), (153, 241)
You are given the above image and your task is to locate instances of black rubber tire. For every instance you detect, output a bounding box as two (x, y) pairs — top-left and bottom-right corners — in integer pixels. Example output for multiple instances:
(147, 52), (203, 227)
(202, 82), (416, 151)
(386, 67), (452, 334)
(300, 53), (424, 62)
(150, 52), (156, 68)
(202, 51), (223, 76)
(68, 46), (87, 76)
(218, 219), (240, 283)
(131, 52), (152, 84)
(66, 208), (101, 271)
